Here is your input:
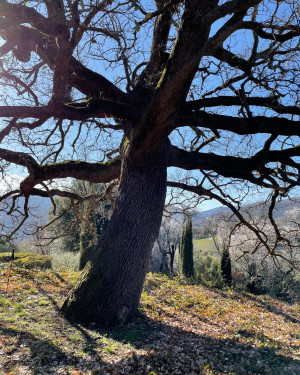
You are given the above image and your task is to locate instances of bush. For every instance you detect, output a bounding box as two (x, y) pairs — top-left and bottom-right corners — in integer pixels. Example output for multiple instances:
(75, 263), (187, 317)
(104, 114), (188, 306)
(0, 252), (52, 269)
(194, 250), (223, 288)
(50, 251), (80, 270)
(261, 269), (300, 302)
(0, 238), (14, 253)
(233, 260), (300, 302)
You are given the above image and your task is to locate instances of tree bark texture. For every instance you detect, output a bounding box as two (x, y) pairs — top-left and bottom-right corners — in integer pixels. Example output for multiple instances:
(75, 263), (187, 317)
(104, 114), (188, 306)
(61, 142), (168, 325)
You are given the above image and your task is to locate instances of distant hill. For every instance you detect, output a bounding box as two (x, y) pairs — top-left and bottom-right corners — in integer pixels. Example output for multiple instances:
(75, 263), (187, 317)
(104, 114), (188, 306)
(1, 193), (299, 238)
(192, 206), (229, 226)
(192, 198), (300, 227)
(0, 196), (51, 238)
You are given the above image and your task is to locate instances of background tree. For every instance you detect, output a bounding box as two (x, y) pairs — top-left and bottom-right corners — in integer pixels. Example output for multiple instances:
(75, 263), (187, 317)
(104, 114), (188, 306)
(0, 235), (12, 253)
(77, 182), (113, 270)
(151, 216), (181, 274)
(0, 0), (299, 324)
(48, 180), (114, 269)
(229, 204), (300, 299)
(220, 247), (232, 287)
(180, 216), (194, 278)
(79, 200), (109, 270)
(48, 193), (81, 255)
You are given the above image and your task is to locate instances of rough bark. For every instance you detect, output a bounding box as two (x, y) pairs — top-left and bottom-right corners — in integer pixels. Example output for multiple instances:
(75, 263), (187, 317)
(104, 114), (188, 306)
(61, 142), (168, 325)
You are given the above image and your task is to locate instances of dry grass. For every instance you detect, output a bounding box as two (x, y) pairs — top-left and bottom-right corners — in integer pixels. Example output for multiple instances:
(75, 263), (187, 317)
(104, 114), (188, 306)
(0, 266), (299, 374)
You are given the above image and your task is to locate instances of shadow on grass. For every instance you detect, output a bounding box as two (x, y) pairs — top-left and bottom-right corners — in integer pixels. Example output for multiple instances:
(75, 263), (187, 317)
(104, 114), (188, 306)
(212, 289), (300, 325)
(36, 285), (62, 313)
(52, 271), (67, 284)
(247, 294), (300, 324)
(0, 325), (70, 374)
(1, 313), (299, 375)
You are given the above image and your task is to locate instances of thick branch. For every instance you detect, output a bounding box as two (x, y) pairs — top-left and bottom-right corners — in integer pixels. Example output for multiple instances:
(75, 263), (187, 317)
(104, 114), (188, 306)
(0, 25), (127, 102)
(240, 21), (300, 43)
(0, 147), (121, 195)
(36, 159), (121, 184)
(0, 1), (69, 36)
(168, 145), (300, 190)
(209, 46), (252, 73)
(204, 0), (262, 24)
(131, 0), (219, 151)
(186, 96), (300, 116)
(0, 99), (137, 121)
(178, 110), (300, 136)
(135, 2), (173, 89)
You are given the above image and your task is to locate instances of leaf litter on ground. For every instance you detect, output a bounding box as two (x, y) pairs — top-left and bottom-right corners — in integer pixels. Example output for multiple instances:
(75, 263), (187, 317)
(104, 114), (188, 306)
(0, 265), (299, 375)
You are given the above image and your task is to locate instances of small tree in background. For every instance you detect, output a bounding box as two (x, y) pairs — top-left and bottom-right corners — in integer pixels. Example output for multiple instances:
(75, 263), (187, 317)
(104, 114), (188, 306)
(79, 201), (110, 270)
(220, 248), (232, 287)
(180, 216), (194, 279)
(151, 217), (181, 275)
(48, 180), (114, 269)
(0, 236), (13, 253)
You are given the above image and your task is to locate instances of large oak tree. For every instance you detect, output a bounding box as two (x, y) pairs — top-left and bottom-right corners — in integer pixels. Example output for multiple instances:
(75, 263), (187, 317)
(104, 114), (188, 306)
(0, 0), (299, 324)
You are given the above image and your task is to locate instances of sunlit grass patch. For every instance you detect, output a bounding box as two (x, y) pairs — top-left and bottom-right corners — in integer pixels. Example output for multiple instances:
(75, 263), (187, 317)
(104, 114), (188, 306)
(0, 269), (299, 375)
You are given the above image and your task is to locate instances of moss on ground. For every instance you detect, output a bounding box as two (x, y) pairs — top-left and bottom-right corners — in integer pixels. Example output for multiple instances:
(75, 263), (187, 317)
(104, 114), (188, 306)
(0, 252), (52, 269)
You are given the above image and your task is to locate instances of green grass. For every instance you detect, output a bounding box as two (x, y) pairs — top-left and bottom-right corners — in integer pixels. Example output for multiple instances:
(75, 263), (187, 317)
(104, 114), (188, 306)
(50, 251), (80, 270)
(0, 267), (299, 375)
(194, 238), (218, 252)
(0, 252), (52, 269)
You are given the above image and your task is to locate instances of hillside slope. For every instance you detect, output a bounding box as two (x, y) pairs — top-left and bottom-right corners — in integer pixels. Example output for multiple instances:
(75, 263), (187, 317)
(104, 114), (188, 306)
(0, 267), (299, 374)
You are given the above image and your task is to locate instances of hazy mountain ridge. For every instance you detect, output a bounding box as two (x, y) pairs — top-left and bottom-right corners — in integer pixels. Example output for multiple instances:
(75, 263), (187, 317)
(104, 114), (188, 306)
(192, 198), (300, 226)
(1, 196), (299, 237)
(0, 196), (51, 238)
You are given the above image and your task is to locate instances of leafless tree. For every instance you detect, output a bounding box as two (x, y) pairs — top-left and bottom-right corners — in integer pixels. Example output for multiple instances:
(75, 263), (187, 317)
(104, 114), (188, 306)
(151, 216), (181, 274)
(0, 0), (299, 324)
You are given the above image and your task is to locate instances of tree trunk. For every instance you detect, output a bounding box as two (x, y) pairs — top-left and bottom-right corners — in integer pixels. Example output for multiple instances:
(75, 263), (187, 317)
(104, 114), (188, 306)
(169, 244), (175, 275)
(180, 217), (194, 278)
(61, 142), (168, 325)
(159, 251), (169, 274)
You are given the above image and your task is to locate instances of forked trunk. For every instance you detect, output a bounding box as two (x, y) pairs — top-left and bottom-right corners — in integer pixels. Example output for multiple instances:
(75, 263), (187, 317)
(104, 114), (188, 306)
(61, 142), (168, 325)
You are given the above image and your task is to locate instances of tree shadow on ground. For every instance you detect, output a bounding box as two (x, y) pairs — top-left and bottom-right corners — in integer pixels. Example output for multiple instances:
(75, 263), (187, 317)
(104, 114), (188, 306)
(246, 294), (300, 324)
(0, 325), (71, 374)
(1, 314), (299, 375)
(96, 315), (300, 374)
(212, 289), (300, 325)
(36, 285), (62, 313)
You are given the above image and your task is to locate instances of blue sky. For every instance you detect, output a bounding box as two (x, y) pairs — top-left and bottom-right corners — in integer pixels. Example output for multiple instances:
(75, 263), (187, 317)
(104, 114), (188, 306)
(0, 0), (299, 214)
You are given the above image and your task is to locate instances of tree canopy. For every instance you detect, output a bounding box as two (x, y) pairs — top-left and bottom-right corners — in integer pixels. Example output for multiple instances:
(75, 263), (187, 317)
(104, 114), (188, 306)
(0, 0), (299, 324)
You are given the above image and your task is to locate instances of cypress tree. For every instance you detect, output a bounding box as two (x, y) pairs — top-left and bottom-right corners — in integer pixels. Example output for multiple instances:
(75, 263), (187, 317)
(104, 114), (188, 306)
(220, 247), (232, 287)
(180, 216), (194, 278)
